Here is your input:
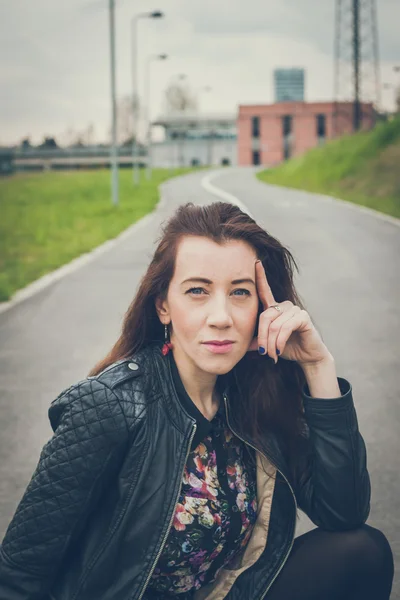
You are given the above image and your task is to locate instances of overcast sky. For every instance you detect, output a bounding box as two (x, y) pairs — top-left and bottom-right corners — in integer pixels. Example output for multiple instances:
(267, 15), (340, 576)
(1, 0), (399, 145)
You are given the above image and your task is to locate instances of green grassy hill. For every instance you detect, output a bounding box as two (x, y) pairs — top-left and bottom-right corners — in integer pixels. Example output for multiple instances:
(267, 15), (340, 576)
(257, 115), (400, 219)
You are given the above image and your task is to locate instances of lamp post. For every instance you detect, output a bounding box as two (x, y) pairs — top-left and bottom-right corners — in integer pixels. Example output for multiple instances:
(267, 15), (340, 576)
(131, 10), (164, 185)
(145, 53), (168, 180)
(109, 0), (118, 206)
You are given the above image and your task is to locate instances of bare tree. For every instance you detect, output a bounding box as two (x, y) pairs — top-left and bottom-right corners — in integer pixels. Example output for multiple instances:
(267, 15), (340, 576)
(162, 80), (199, 167)
(85, 123), (96, 146)
(163, 81), (198, 115)
(58, 127), (77, 147)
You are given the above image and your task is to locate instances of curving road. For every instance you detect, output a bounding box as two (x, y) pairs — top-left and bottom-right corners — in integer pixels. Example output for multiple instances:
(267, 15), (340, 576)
(0, 167), (399, 597)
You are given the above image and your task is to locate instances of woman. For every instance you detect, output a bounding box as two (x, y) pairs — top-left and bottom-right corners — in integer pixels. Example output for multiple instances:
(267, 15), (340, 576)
(0, 201), (394, 600)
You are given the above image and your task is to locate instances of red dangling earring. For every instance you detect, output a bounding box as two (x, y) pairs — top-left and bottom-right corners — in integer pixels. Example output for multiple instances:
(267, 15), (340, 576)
(162, 323), (173, 356)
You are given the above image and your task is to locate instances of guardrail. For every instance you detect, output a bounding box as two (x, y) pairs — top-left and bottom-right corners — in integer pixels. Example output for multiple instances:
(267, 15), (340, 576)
(4, 148), (148, 172)
(12, 146), (144, 158)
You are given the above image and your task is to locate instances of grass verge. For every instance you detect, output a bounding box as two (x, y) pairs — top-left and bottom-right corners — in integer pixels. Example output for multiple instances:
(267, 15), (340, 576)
(257, 116), (400, 220)
(0, 167), (197, 302)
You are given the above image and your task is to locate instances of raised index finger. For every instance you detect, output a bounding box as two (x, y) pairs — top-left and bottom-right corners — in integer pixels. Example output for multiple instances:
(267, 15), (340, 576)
(255, 260), (276, 310)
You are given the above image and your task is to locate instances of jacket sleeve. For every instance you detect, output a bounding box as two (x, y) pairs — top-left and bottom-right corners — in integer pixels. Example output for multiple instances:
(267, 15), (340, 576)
(0, 378), (129, 600)
(294, 376), (371, 531)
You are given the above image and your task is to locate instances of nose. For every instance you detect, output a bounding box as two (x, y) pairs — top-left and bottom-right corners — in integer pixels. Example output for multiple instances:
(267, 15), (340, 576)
(206, 295), (233, 327)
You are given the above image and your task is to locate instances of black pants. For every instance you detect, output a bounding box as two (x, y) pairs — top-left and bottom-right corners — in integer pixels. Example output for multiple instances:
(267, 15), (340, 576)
(266, 523), (394, 599)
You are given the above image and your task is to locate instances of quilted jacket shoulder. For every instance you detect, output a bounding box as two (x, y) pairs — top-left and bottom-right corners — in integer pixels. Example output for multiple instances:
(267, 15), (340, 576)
(0, 370), (134, 594)
(48, 374), (130, 434)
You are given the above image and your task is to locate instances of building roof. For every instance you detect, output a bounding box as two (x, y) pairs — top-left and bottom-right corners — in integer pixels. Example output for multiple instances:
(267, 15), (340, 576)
(238, 100), (374, 116)
(153, 112), (237, 127)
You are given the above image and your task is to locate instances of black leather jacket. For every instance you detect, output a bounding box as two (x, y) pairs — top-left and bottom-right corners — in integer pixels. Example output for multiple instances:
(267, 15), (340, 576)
(0, 341), (371, 600)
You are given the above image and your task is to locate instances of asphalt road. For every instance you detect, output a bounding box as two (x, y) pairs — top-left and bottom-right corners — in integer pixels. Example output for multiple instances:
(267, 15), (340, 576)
(0, 167), (399, 597)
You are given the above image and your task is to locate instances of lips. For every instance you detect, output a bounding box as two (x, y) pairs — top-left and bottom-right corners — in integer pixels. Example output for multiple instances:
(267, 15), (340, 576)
(203, 341), (234, 354)
(203, 341), (234, 346)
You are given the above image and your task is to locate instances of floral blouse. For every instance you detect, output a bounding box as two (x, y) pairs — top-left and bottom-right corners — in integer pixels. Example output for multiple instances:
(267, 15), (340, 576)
(146, 352), (258, 598)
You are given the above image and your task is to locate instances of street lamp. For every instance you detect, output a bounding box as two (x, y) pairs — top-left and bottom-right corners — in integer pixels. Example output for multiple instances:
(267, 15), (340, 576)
(109, 0), (118, 206)
(145, 53), (168, 180)
(131, 10), (164, 185)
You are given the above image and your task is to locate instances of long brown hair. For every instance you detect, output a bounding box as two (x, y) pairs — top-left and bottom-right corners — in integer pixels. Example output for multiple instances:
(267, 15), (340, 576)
(89, 201), (312, 485)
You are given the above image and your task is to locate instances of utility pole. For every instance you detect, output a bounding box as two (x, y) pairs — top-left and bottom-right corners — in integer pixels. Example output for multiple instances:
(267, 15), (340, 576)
(334, 0), (380, 135)
(352, 0), (361, 131)
(109, 0), (119, 205)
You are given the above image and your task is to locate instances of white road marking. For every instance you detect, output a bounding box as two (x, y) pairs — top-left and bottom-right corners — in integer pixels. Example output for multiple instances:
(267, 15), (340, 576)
(202, 169), (400, 228)
(201, 170), (254, 219)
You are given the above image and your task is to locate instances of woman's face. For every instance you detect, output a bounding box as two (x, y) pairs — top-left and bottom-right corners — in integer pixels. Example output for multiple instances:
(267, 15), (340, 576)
(157, 236), (260, 375)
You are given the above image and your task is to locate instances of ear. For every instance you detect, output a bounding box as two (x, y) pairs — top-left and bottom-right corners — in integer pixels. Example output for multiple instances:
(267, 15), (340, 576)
(155, 295), (170, 323)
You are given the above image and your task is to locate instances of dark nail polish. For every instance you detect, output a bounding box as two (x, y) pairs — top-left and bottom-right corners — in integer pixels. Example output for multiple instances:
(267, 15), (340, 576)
(276, 349), (280, 355)
(258, 346), (265, 355)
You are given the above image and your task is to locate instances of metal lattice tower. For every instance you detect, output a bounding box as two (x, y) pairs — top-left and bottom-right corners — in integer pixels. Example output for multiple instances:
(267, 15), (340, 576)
(334, 0), (381, 134)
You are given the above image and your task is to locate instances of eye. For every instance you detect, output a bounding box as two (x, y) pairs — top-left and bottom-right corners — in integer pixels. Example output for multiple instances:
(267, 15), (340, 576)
(185, 287), (251, 297)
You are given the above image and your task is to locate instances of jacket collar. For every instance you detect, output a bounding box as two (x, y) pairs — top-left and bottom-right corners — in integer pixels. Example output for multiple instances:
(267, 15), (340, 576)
(149, 341), (286, 475)
(150, 340), (231, 425)
(168, 349), (227, 451)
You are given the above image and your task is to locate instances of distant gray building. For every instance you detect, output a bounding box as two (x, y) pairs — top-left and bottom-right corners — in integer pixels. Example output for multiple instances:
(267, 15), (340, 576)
(150, 112), (237, 168)
(0, 148), (14, 175)
(274, 68), (305, 103)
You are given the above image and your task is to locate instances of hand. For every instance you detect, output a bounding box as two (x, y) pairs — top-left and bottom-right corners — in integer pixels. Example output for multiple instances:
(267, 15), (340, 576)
(247, 261), (333, 365)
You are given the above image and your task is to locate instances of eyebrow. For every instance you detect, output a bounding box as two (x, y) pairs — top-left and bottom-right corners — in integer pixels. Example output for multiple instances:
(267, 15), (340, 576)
(181, 277), (256, 286)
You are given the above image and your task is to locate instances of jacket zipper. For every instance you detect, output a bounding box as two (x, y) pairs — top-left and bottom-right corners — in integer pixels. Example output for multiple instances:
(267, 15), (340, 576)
(136, 422), (197, 600)
(222, 394), (298, 600)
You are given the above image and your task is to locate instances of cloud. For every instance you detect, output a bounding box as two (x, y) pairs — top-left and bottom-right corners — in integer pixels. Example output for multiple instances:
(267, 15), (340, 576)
(0, 0), (399, 145)
(179, 0), (399, 61)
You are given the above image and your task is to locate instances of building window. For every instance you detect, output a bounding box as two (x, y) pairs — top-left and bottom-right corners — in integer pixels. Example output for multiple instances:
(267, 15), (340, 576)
(282, 115), (293, 160)
(251, 116), (260, 138)
(252, 150), (260, 165)
(282, 115), (292, 136)
(316, 114), (326, 145)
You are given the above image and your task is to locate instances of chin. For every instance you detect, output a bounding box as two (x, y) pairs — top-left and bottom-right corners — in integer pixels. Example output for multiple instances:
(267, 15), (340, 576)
(203, 354), (242, 375)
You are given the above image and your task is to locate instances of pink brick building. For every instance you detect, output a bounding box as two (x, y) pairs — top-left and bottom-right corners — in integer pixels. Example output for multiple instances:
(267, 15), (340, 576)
(237, 101), (376, 166)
